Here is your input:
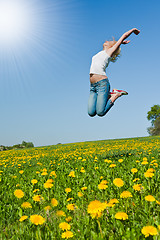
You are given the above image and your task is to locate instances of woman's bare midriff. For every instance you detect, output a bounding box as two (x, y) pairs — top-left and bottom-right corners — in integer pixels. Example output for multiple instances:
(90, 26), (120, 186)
(90, 74), (108, 83)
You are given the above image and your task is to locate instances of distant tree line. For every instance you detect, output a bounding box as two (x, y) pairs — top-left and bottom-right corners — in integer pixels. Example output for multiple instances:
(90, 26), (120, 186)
(0, 141), (34, 151)
(147, 105), (160, 136)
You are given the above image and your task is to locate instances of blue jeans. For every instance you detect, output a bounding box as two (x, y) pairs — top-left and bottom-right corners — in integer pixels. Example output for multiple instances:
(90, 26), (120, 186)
(88, 78), (114, 117)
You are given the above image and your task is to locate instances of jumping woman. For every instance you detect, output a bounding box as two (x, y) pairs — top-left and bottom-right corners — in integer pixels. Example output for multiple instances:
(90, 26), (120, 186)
(88, 28), (140, 117)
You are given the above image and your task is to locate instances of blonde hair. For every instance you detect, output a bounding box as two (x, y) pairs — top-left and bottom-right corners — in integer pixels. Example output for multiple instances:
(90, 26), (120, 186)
(104, 37), (121, 63)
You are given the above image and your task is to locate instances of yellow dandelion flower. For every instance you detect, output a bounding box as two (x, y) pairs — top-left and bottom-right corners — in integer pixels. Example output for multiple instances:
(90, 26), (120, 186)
(145, 195), (156, 202)
(131, 168), (138, 173)
(118, 159), (123, 163)
(14, 189), (24, 198)
(41, 172), (48, 176)
(120, 191), (133, 198)
(109, 199), (119, 204)
(141, 226), (158, 238)
(115, 212), (128, 220)
(31, 179), (38, 184)
(78, 192), (83, 197)
(50, 171), (57, 178)
(66, 216), (72, 222)
(21, 202), (32, 209)
(81, 187), (87, 191)
(133, 178), (140, 182)
(56, 210), (66, 217)
(80, 168), (85, 173)
(147, 168), (155, 172)
(19, 170), (24, 174)
(67, 198), (73, 202)
(87, 200), (106, 219)
(113, 178), (124, 187)
(59, 222), (71, 231)
(68, 171), (75, 177)
(33, 195), (42, 202)
(98, 183), (108, 190)
(144, 171), (154, 178)
(141, 161), (148, 165)
(67, 204), (75, 211)
(33, 189), (40, 193)
(156, 200), (160, 205)
(133, 184), (144, 191)
(65, 188), (72, 193)
(19, 215), (28, 222)
(51, 198), (58, 207)
(44, 206), (51, 211)
(109, 164), (116, 168)
(61, 231), (74, 239)
(30, 215), (45, 225)
(104, 159), (112, 163)
(44, 182), (53, 188)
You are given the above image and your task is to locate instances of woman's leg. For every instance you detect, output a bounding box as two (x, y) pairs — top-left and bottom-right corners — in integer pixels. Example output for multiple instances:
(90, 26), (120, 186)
(96, 79), (114, 117)
(88, 85), (97, 117)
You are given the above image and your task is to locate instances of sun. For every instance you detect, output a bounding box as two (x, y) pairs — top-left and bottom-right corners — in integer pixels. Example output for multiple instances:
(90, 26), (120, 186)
(0, 0), (35, 49)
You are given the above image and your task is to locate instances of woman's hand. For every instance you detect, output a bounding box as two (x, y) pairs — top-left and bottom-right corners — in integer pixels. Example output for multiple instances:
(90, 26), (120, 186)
(121, 40), (130, 44)
(132, 28), (140, 35)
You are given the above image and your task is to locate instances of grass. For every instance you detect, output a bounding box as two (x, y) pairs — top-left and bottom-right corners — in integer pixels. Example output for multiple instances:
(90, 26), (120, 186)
(0, 136), (160, 239)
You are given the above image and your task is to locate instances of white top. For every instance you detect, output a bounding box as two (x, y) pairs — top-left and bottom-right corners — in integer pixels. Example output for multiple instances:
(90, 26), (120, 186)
(90, 50), (111, 76)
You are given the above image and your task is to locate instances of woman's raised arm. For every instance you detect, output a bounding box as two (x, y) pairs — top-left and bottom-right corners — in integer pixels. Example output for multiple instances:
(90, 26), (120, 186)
(107, 28), (140, 57)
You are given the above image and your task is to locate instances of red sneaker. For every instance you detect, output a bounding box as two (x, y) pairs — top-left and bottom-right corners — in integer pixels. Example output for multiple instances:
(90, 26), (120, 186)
(110, 89), (128, 95)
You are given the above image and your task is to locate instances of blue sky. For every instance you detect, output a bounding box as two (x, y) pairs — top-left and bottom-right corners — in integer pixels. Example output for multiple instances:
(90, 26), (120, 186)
(0, 0), (160, 147)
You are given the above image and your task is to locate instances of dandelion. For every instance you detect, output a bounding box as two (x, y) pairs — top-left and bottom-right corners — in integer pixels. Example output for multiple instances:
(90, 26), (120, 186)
(120, 191), (133, 198)
(104, 159), (112, 163)
(144, 171), (154, 178)
(61, 231), (74, 239)
(109, 164), (116, 168)
(118, 159), (123, 163)
(133, 178), (140, 182)
(56, 210), (66, 217)
(30, 215), (45, 225)
(41, 172), (48, 176)
(44, 206), (51, 211)
(141, 226), (158, 238)
(66, 216), (72, 222)
(145, 195), (156, 202)
(44, 182), (53, 188)
(14, 189), (24, 199)
(131, 168), (138, 173)
(156, 200), (160, 205)
(78, 192), (83, 197)
(87, 200), (106, 219)
(113, 178), (124, 187)
(81, 187), (87, 191)
(51, 198), (58, 207)
(68, 171), (75, 177)
(67, 204), (75, 211)
(33, 195), (41, 202)
(133, 184), (144, 191)
(115, 212), (128, 220)
(65, 188), (72, 193)
(33, 189), (40, 193)
(19, 215), (28, 222)
(141, 161), (148, 165)
(59, 222), (71, 231)
(50, 171), (57, 178)
(67, 198), (73, 202)
(31, 179), (38, 184)
(19, 170), (24, 174)
(21, 202), (32, 209)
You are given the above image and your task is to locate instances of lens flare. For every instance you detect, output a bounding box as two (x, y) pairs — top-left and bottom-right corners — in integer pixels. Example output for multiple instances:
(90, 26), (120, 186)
(0, 0), (35, 49)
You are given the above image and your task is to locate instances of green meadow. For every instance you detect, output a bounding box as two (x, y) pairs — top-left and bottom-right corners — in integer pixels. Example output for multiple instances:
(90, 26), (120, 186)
(0, 136), (160, 239)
